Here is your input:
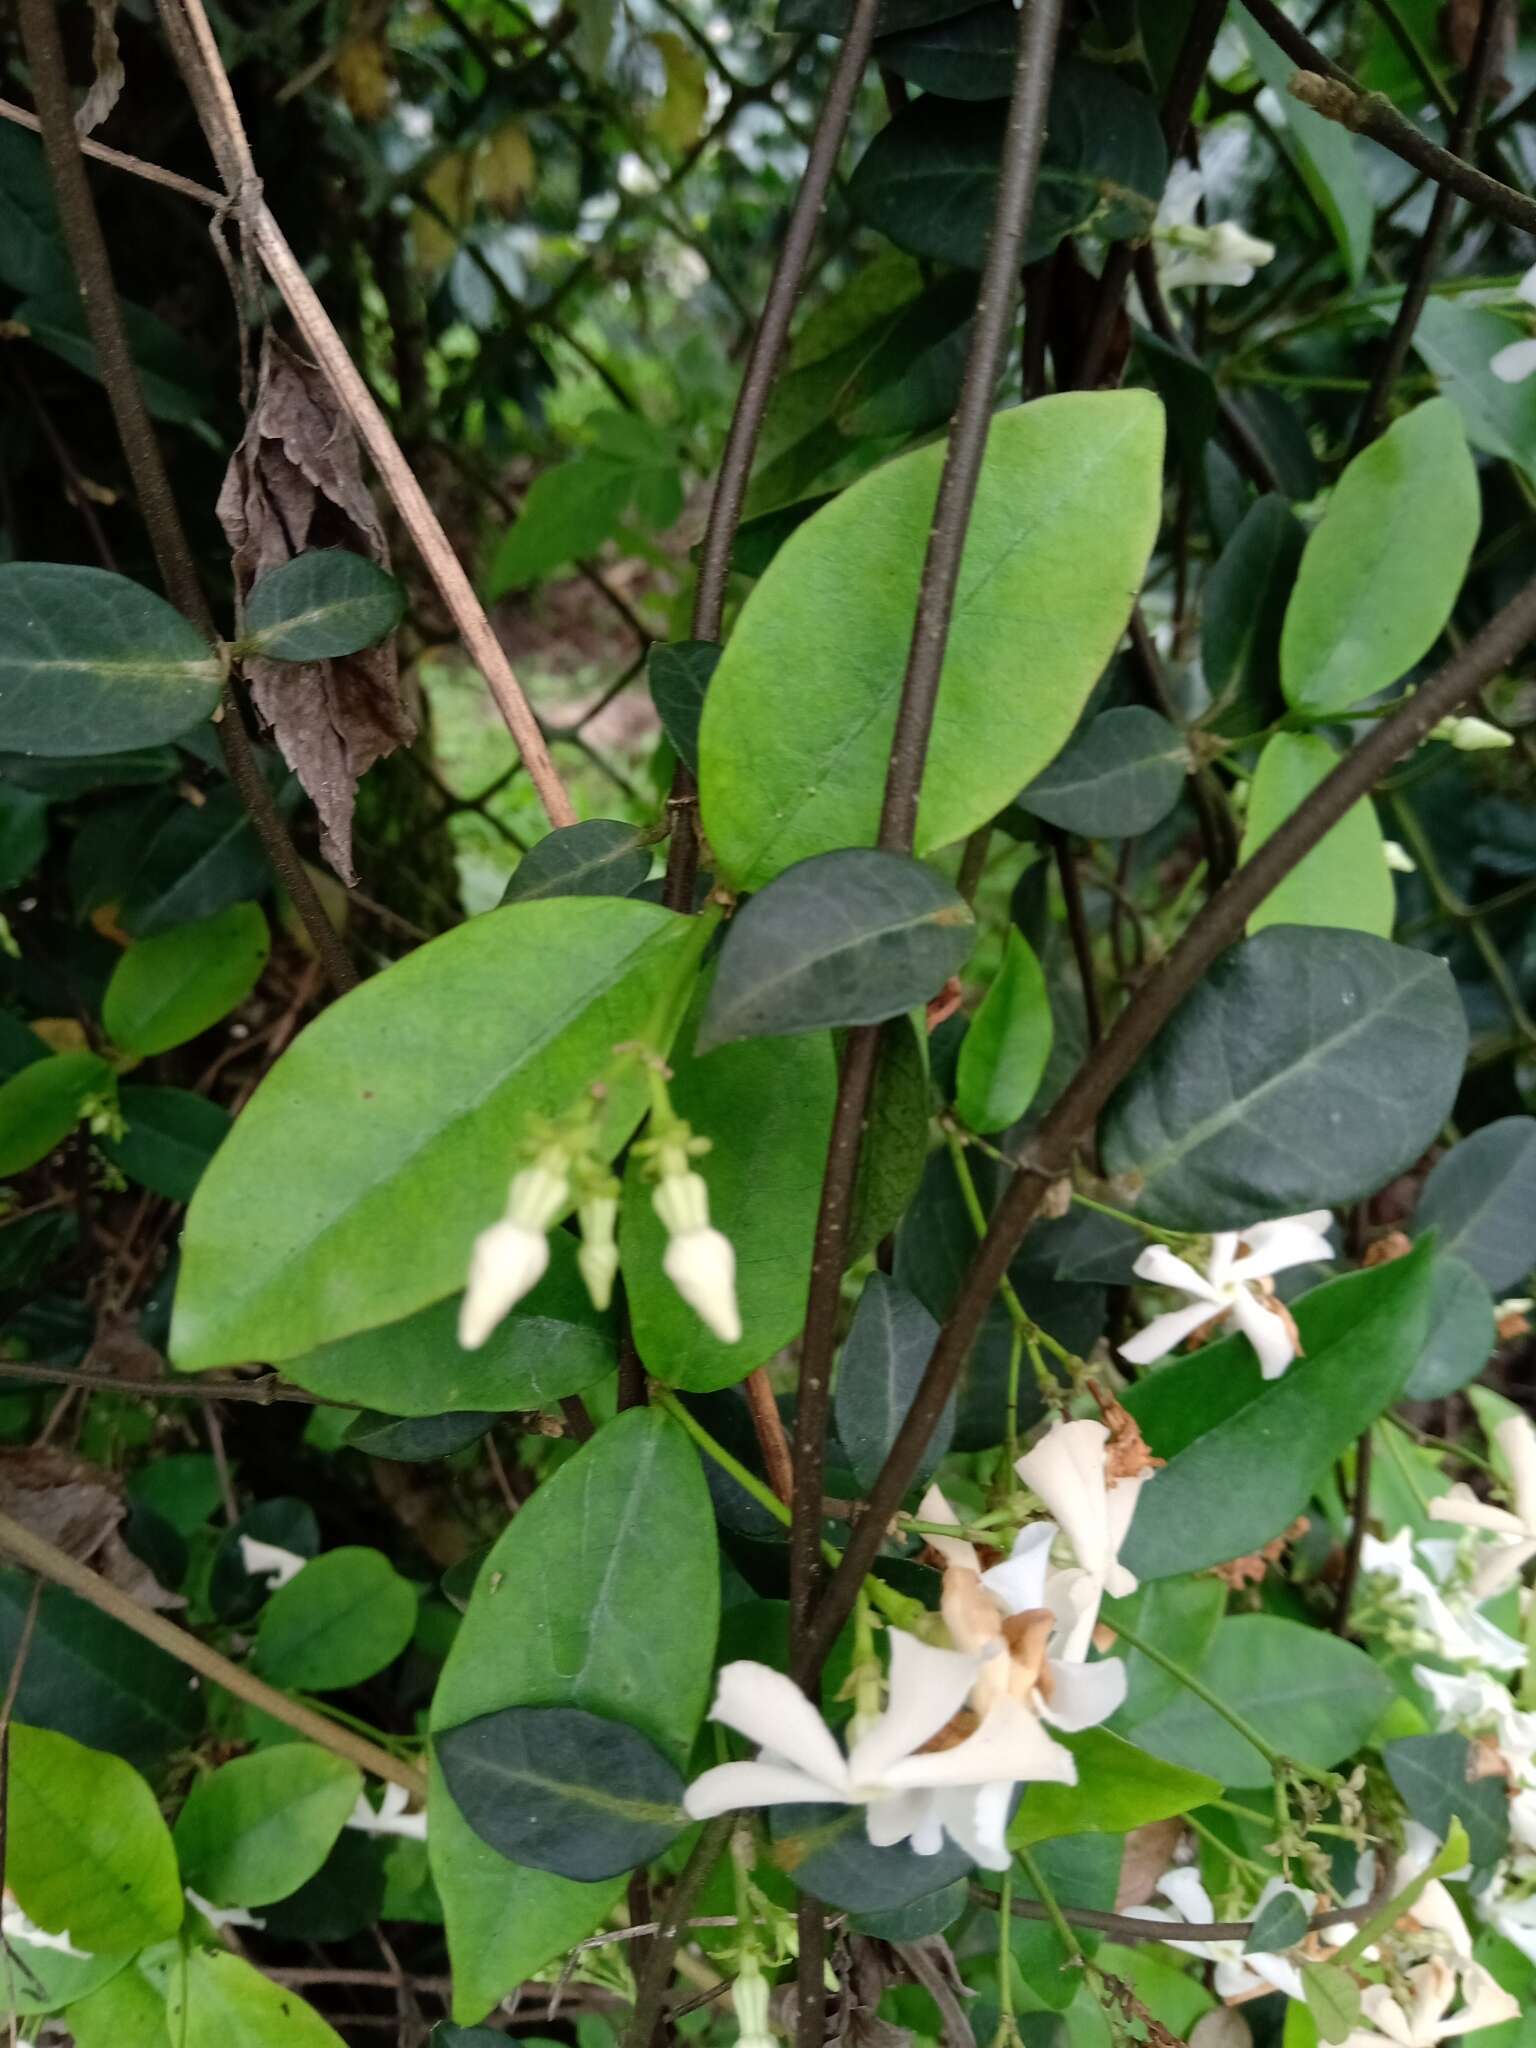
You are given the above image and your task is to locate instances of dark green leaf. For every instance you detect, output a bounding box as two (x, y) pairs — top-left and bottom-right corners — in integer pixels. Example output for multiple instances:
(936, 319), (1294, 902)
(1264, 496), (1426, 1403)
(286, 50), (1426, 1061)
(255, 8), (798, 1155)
(1384, 1733), (1509, 1881)
(243, 551), (404, 661)
(278, 1233), (616, 1416)
(174, 1745), (363, 1907)
(849, 1016), (931, 1262)
(0, 1051), (114, 1176)
(344, 1408), (494, 1460)
(16, 293), (215, 426)
(1122, 1251), (1434, 1578)
(500, 820), (652, 905)
(1010, 1728), (1219, 1849)
(210, 1498), (320, 1623)
(103, 902), (270, 1057)
(0, 127), (71, 295)
(849, 1880), (968, 1940)
(437, 1705), (685, 1882)
(259, 1827), (387, 1943)
(1415, 1119), (1536, 1293)
(253, 1547), (418, 1690)
(118, 787), (269, 937)
(699, 850), (973, 1051)
(1404, 1254), (1496, 1401)
(1101, 927), (1468, 1229)
(648, 642), (719, 778)
(772, 1802), (973, 1909)
(104, 1086), (231, 1202)
(1245, 1886), (1312, 1955)
(0, 564), (220, 758)
(876, 2), (1017, 98)
(1203, 496), (1305, 738)
(834, 1273), (950, 1493)
(0, 785), (48, 892)
(1129, 1616), (1392, 1789)
(1015, 707), (1186, 840)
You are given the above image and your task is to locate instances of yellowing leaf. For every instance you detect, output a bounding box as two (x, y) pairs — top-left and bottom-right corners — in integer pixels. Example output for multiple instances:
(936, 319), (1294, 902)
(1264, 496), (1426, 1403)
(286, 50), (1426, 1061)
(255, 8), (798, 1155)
(645, 31), (708, 155)
(334, 34), (393, 123)
(479, 122), (536, 216)
(411, 152), (475, 274)
(29, 1016), (91, 1053)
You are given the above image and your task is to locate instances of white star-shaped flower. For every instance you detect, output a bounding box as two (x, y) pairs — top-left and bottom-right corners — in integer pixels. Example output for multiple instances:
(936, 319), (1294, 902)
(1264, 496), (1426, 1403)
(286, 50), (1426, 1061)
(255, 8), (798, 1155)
(1428, 1412), (1536, 1599)
(1119, 1212), (1334, 1380)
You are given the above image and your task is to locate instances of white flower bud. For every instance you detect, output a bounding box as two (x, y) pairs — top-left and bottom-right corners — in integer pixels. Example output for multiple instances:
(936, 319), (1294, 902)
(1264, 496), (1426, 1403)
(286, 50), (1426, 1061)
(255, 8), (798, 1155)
(1383, 839), (1417, 874)
(1432, 715), (1513, 752)
(577, 1193), (620, 1312)
(663, 1226), (741, 1344)
(1206, 221), (1275, 271)
(506, 1156), (572, 1231)
(652, 1166), (711, 1238)
(458, 1219), (549, 1348)
(730, 1955), (776, 2048)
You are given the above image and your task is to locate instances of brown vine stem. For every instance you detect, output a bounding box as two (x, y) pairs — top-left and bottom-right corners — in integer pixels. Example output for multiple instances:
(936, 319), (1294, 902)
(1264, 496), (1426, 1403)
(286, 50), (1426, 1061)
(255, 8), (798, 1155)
(622, 1813), (736, 2048)
(0, 1359), (354, 1406)
(15, 0), (358, 998)
(1351, 0), (1508, 450)
(971, 1883), (1372, 1944)
(1334, 1427), (1375, 1634)
(1237, 0), (1536, 238)
(155, 0), (576, 835)
(0, 1505), (427, 1795)
(662, 0), (881, 914)
(801, 567), (1536, 1675)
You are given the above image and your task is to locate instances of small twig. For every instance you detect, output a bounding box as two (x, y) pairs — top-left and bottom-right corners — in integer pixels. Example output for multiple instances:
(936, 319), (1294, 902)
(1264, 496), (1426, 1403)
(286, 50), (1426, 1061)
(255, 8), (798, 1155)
(1334, 1427), (1374, 1634)
(741, 1368), (795, 1504)
(1051, 830), (1103, 1047)
(971, 1883), (1372, 1944)
(0, 1506), (426, 1795)
(0, 95), (220, 203)
(621, 1812), (735, 2048)
(0, 1359), (356, 1406)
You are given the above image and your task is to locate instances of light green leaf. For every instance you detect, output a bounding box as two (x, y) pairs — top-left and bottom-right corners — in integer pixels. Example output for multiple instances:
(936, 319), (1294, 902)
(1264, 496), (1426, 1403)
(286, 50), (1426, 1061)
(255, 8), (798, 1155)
(1241, 732), (1394, 938)
(1303, 1961), (1363, 2044)
(1240, 18), (1373, 282)
(623, 995), (836, 1393)
(429, 1408), (717, 2022)
(8, 1725), (184, 1952)
(62, 1951), (170, 2045)
(253, 1547), (418, 1691)
(699, 391), (1164, 889)
(173, 1745), (363, 1907)
(956, 928), (1052, 1133)
(103, 902), (270, 1057)
(242, 550), (404, 661)
(1399, 295), (1536, 483)
(168, 1949), (345, 2048)
(1280, 400), (1479, 718)
(171, 898), (709, 1369)
(1009, 1727), (1220, 1848)
(486, 448), (680, 594)
(0, 563), (220, 758)
(0, 1051), (114, 1176)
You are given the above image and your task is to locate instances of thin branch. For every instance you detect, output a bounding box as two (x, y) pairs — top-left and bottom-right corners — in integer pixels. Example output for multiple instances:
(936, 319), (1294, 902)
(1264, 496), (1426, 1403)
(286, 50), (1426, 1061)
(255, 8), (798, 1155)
(0, 1506), (427, 1795)
(0, 1358), (352, 1405)
(971, 1883), (1372, 1944)
(1334, 1428), (1374, 1634)
(0, 95), (220, 203)
(1051, 830), (1103, 1047)
(621, 1812), (735, 2048)
(1352, 0), (1508, 448)
(800, 566), (1536, 1675)
(741, 1368), (795, 1505)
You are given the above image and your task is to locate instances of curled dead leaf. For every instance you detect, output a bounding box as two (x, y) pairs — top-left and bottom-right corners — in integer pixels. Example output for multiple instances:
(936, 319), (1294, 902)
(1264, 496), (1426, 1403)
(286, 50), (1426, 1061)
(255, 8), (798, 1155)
(0, 1445), (182, 1610)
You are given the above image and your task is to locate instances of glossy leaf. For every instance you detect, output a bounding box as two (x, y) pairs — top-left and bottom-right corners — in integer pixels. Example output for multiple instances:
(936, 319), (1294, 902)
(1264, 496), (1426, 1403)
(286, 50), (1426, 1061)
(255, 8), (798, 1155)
(171, 898), (709, 1369)
(253, 1546), (418, 1690)
(1100, 926), (1467, 1229)
(437, 1705), (685, 1881)
(8, 1724), (183, 1951)
(1280, 400), (1479, 718)
(169, 1949), (345, 2048)
(1402, 296), (1536, 483)
(1384, 1733), (1509, 1880)
(773, 1802), (973, 1910)
(1104, 1577), (1227, 1729)
(700, 850), (973, 1049)
(104, 1085), (231, 1202)
(500, 819), (652, 904)
(0, 1050), (114, 1175)
(956, 929), (1052, 1134)
(876, 2), (1016, 98)
(1404, 1254), (1496, 1401)
(243, 550), (404, 660)
(1414, 1118), (1536, 1292)
(850, 1016), (931, 1261)
(0, 563), (220, 757)
(1240, 18), (1373, 283)
(103, 902), (269, 1057)
(623, 998), (836, 1392)
(1010, 1727), (1220, 1850)
(344, 1407), (493, 1459)
(1015, 707), (1187, 841)
(834, 1272), (950, 1493)
(1129, 1616), (1392, 1789)
(429, 1409), (717, 2022)
(648, 641), (719, 778)
(174, 1745), (363, 1907)
(117, 786), (269, 937)
(1122, 1250), (1433, 1578)
(279, 1232), (616, 1415)
(1241, 733), (1394, 938)
(699, 392), (1164, 888)
(1246, 1886), (1312, 1956)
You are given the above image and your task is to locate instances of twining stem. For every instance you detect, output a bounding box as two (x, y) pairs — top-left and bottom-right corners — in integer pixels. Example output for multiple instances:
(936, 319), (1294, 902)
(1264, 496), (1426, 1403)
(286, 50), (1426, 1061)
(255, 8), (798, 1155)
(993, 1864), (1019, 2048)
(1015, 1846), (1087, 1966)
(0, 1506), (425, 1795)
(943, 1131), (1070, 1394)
(624, 1813), (737, 2048)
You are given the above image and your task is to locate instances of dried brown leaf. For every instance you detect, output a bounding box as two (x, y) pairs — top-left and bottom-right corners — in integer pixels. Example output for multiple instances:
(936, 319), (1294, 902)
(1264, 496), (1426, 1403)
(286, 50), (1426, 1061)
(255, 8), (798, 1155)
(75, 0), (125, 138)
(0, 1447), (182, 1611)
(1115, 1817), (1185, 1910)
(218, 333), (415, 883)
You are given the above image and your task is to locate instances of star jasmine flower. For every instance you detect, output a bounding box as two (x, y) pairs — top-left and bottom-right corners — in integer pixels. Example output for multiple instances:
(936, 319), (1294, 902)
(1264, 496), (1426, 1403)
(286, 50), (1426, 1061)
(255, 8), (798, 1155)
(1343, 1960), (1519, 2047)
(576, 1187), (620, 1312)
(185, 1888), (266, 1932)
(1490, 263), (1536, 384)
(1480, 1882), (1536, 1966)
(458, 1150), (571, 1349)
(346, 1783), (428, 1840)
(1428, 1412), (1536, 1599)
(1360, 1529), (1525, 1672)
(1012, 1418), (1152, 1638)
(653, 1161), (740, 1344)
(1119, 1212), (1335, 1379)
(1153, 164), (1276, 292)
(1128, 1868), (1308, 2003)
(681, 1635), (1076, 1869)
(0, 1901), (87, 1958)
(238, 1535), (308, 1590)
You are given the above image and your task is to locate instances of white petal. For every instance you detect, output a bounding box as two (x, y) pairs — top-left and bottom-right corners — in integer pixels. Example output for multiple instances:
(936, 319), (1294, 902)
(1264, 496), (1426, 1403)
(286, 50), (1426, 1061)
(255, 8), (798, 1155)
(863, 1787), (935, 1850)
(1039, 1654), (1126, 1732)
(1014, 1421), (1113, 1578)
(1442, 1962), (1522, 2035)
(979, 1521), (1056, 1615)
(1158, 162), (1204, 229)
(1103, 1475), (1146, 1598)
(931, 1780), (1015, 1870)
(848, 1631), (985, 1784)
(1230, 1284), (1297, 1380)
(1428, 1489), (1526, 1539)
(237, 1535), (307, 1588)
(707, 1662), (848, 1788)
(663, 1227), (741, 1344)
(1130, 1244), (1219, 1301)
(1205, 1232), (1240, 1288)
(1156, 1867), (1217, 1925)
(458, 1221), (548, 1348)
(1118, 1301), (1221, 1366)
(1227, 1213), (1335, 1281)
(1468, 1536), (1536, 1602)
(1359, 1987), (1416, 2048)
(917, 1485), (979, 1573)
(682, 1759), (847, 1819)
(1245, 1954), (1307, 2002)
(1491, 337), (1536, 384)
(1497, 1413), (1536, 1529)
(1406, 1880), (1472, 1962)
(1211, 1956), (1273, 2001)
(881, 1696), (1075, 1791)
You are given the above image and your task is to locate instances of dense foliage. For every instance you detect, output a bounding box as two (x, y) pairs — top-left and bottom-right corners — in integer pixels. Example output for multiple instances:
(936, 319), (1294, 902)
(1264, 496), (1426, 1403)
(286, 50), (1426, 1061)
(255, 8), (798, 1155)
(3, 1), (1536, 2046)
